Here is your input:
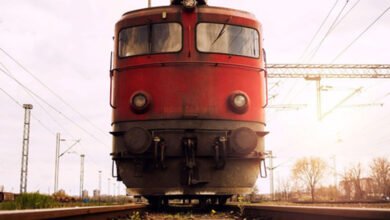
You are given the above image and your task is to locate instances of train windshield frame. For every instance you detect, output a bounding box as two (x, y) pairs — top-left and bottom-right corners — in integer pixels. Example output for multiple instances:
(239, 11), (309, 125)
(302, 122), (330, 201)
(118, 22), (182, 57)
(196, 23), (260, 58)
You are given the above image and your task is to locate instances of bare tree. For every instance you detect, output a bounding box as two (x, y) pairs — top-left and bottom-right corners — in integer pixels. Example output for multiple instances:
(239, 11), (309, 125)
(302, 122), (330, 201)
(370, 157), (390, 198)
(277, 177), (292, 201)
(349, 163), (364, 200)
(292, 157), (327, 201)
(340, 168), (353, 200)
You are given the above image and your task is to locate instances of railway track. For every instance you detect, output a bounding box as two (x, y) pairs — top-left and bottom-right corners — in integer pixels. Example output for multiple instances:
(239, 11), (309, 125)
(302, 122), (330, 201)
(0, 203), (389, 219)
(0, 204), (146, 220)
(237, 204), (390, 220)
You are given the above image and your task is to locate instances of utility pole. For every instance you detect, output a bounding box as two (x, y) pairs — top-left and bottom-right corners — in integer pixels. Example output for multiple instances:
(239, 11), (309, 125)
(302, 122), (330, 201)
(80, 154), (85, 198)
(266, 150), (276, 200)
(107, 178), (111, 196)
(54, 135), (80, 193)
(54, 133), (60, 193)
(331, 155), (338, 192)
(316, 79), (322, 119)
(98, 170), (102, 194)
(20, 104), (33, 193)
(113, 182), (116, 197)
(148, 0), (151, 7)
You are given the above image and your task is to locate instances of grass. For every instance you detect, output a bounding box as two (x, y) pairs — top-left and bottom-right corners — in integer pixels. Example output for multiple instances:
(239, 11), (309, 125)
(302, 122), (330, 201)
(0, 193), (130, 210)
(0, 193), (58, 210)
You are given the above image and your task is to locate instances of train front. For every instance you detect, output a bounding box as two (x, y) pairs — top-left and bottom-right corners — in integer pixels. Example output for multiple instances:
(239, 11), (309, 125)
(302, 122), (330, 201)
(110, 0), (268, 203)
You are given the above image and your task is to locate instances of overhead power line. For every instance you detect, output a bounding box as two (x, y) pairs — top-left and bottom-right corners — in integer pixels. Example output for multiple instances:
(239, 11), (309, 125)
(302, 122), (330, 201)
(308, 0), (350, 62)
(333, 0), (361, 28)
(299, 0), (340, 61)
(0, 47), (108, 136)
(0, 67), (108, 147)
(0, 87), (54, 135)
(331, 6), (390, 63)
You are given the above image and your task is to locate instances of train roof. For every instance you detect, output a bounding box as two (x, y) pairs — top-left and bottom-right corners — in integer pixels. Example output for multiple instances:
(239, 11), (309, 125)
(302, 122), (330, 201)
(120, 5), (257, 21)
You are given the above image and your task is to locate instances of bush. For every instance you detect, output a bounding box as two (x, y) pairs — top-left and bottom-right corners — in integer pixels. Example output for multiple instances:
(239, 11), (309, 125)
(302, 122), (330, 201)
(0, 201), (17, 210)
(14, 193), (58, 210)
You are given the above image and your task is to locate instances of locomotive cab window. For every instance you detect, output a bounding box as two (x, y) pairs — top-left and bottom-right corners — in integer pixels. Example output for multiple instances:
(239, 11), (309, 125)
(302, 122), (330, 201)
(118, 23), (182, 57)
(196, 23), (260, 58)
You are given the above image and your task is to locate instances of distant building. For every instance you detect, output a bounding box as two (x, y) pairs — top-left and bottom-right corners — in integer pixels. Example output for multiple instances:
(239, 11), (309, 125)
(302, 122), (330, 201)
(0, 185), (4, 192)
(82, 190), (89, 198)
(0, 192), (15, 202)
(93, 189), (100, 198)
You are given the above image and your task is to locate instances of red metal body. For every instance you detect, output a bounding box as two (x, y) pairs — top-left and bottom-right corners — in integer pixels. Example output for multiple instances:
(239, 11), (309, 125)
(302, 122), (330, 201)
(111, 6), (266, 123)
(110, 3), (267, 202)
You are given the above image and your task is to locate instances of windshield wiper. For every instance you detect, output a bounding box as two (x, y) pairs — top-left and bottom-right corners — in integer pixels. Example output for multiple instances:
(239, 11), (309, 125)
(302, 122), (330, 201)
(148, 23), (153, 53)
(211, 23), (227, 46)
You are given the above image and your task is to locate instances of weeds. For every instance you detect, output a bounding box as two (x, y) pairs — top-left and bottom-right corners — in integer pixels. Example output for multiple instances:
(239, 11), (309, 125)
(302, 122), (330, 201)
(0, 193), (58, 210)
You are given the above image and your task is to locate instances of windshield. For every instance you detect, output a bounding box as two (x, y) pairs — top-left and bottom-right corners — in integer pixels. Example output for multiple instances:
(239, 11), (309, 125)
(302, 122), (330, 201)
(197, 23), (260, 58)
(118, 23), (182, 57)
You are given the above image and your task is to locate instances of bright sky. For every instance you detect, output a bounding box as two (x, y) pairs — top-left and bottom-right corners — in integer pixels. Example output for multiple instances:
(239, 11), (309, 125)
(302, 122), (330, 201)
(0, 0), (389, 196)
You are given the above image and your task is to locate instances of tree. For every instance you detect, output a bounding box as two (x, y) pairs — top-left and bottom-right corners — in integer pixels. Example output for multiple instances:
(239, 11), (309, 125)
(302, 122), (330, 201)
(370, 157), (390, 198)
(280, 177), (292, 201)
(292, 157), (327, 201)
(349, 163), (364, 200)
(340, 169), (353, 200)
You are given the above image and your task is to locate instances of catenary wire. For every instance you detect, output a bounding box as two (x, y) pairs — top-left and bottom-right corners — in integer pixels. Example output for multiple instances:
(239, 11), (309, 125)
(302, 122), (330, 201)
(307, 0), (350, 62)
(332, 0), (361, 29)
(0, 68), (107, 177)
(0, 67), (109, 147)
(0, 87), (55, 135)
(0, 63), (76, 137)
(299, 0), (340, 61)
(331, 5), (390, 63)
(0, 47), (108, 136)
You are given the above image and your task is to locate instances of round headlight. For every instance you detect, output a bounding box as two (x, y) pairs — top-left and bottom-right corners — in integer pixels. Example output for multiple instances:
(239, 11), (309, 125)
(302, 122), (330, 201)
(228, 91), (249, 114)
(182, 0), (197, 9)
(133, 94), (147, 108)
(130, 92), (151, 113)
(233, 94), (247, 108)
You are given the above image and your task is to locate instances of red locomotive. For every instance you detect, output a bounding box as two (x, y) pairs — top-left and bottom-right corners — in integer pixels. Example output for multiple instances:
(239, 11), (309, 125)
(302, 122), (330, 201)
(110, 0), (268, 206)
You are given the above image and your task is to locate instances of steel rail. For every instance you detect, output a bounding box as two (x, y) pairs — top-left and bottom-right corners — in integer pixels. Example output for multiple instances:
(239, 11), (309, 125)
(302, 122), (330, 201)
(0, 204), (146, 220)
(241, 204), (390, 220)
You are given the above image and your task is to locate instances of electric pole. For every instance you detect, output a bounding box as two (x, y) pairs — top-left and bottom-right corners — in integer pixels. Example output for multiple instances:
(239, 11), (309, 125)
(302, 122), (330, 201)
(266, 150), (276, 200)
(107, 178), (111, 196)
(331, 155), (338, 192)
(54, 133), (60, 193)
(20, 104), (33, 193)
(148, 0), (151, 7)
(80, 154), (85, 198)
(54, 135), (80, 193)
(98, 170), (102, 194)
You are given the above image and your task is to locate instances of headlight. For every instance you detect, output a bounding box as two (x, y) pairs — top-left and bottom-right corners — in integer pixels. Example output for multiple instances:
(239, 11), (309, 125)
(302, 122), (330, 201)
(233, 94), (247, 108)
(182, 0), (197, 9)
(228, 91), (249, 114)
(123, 127), (152, 154)
(130, 92), (151, 113)
(230, 127), (258, 154)
(133, 94), (147, 108)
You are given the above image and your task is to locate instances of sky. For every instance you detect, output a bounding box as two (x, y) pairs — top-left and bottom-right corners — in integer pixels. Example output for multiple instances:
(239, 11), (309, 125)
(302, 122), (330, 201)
(0, 0), (389, 196)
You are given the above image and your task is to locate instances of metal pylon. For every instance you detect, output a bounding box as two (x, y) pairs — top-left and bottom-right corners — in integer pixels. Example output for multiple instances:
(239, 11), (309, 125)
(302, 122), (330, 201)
(20, 104), (33, 193)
